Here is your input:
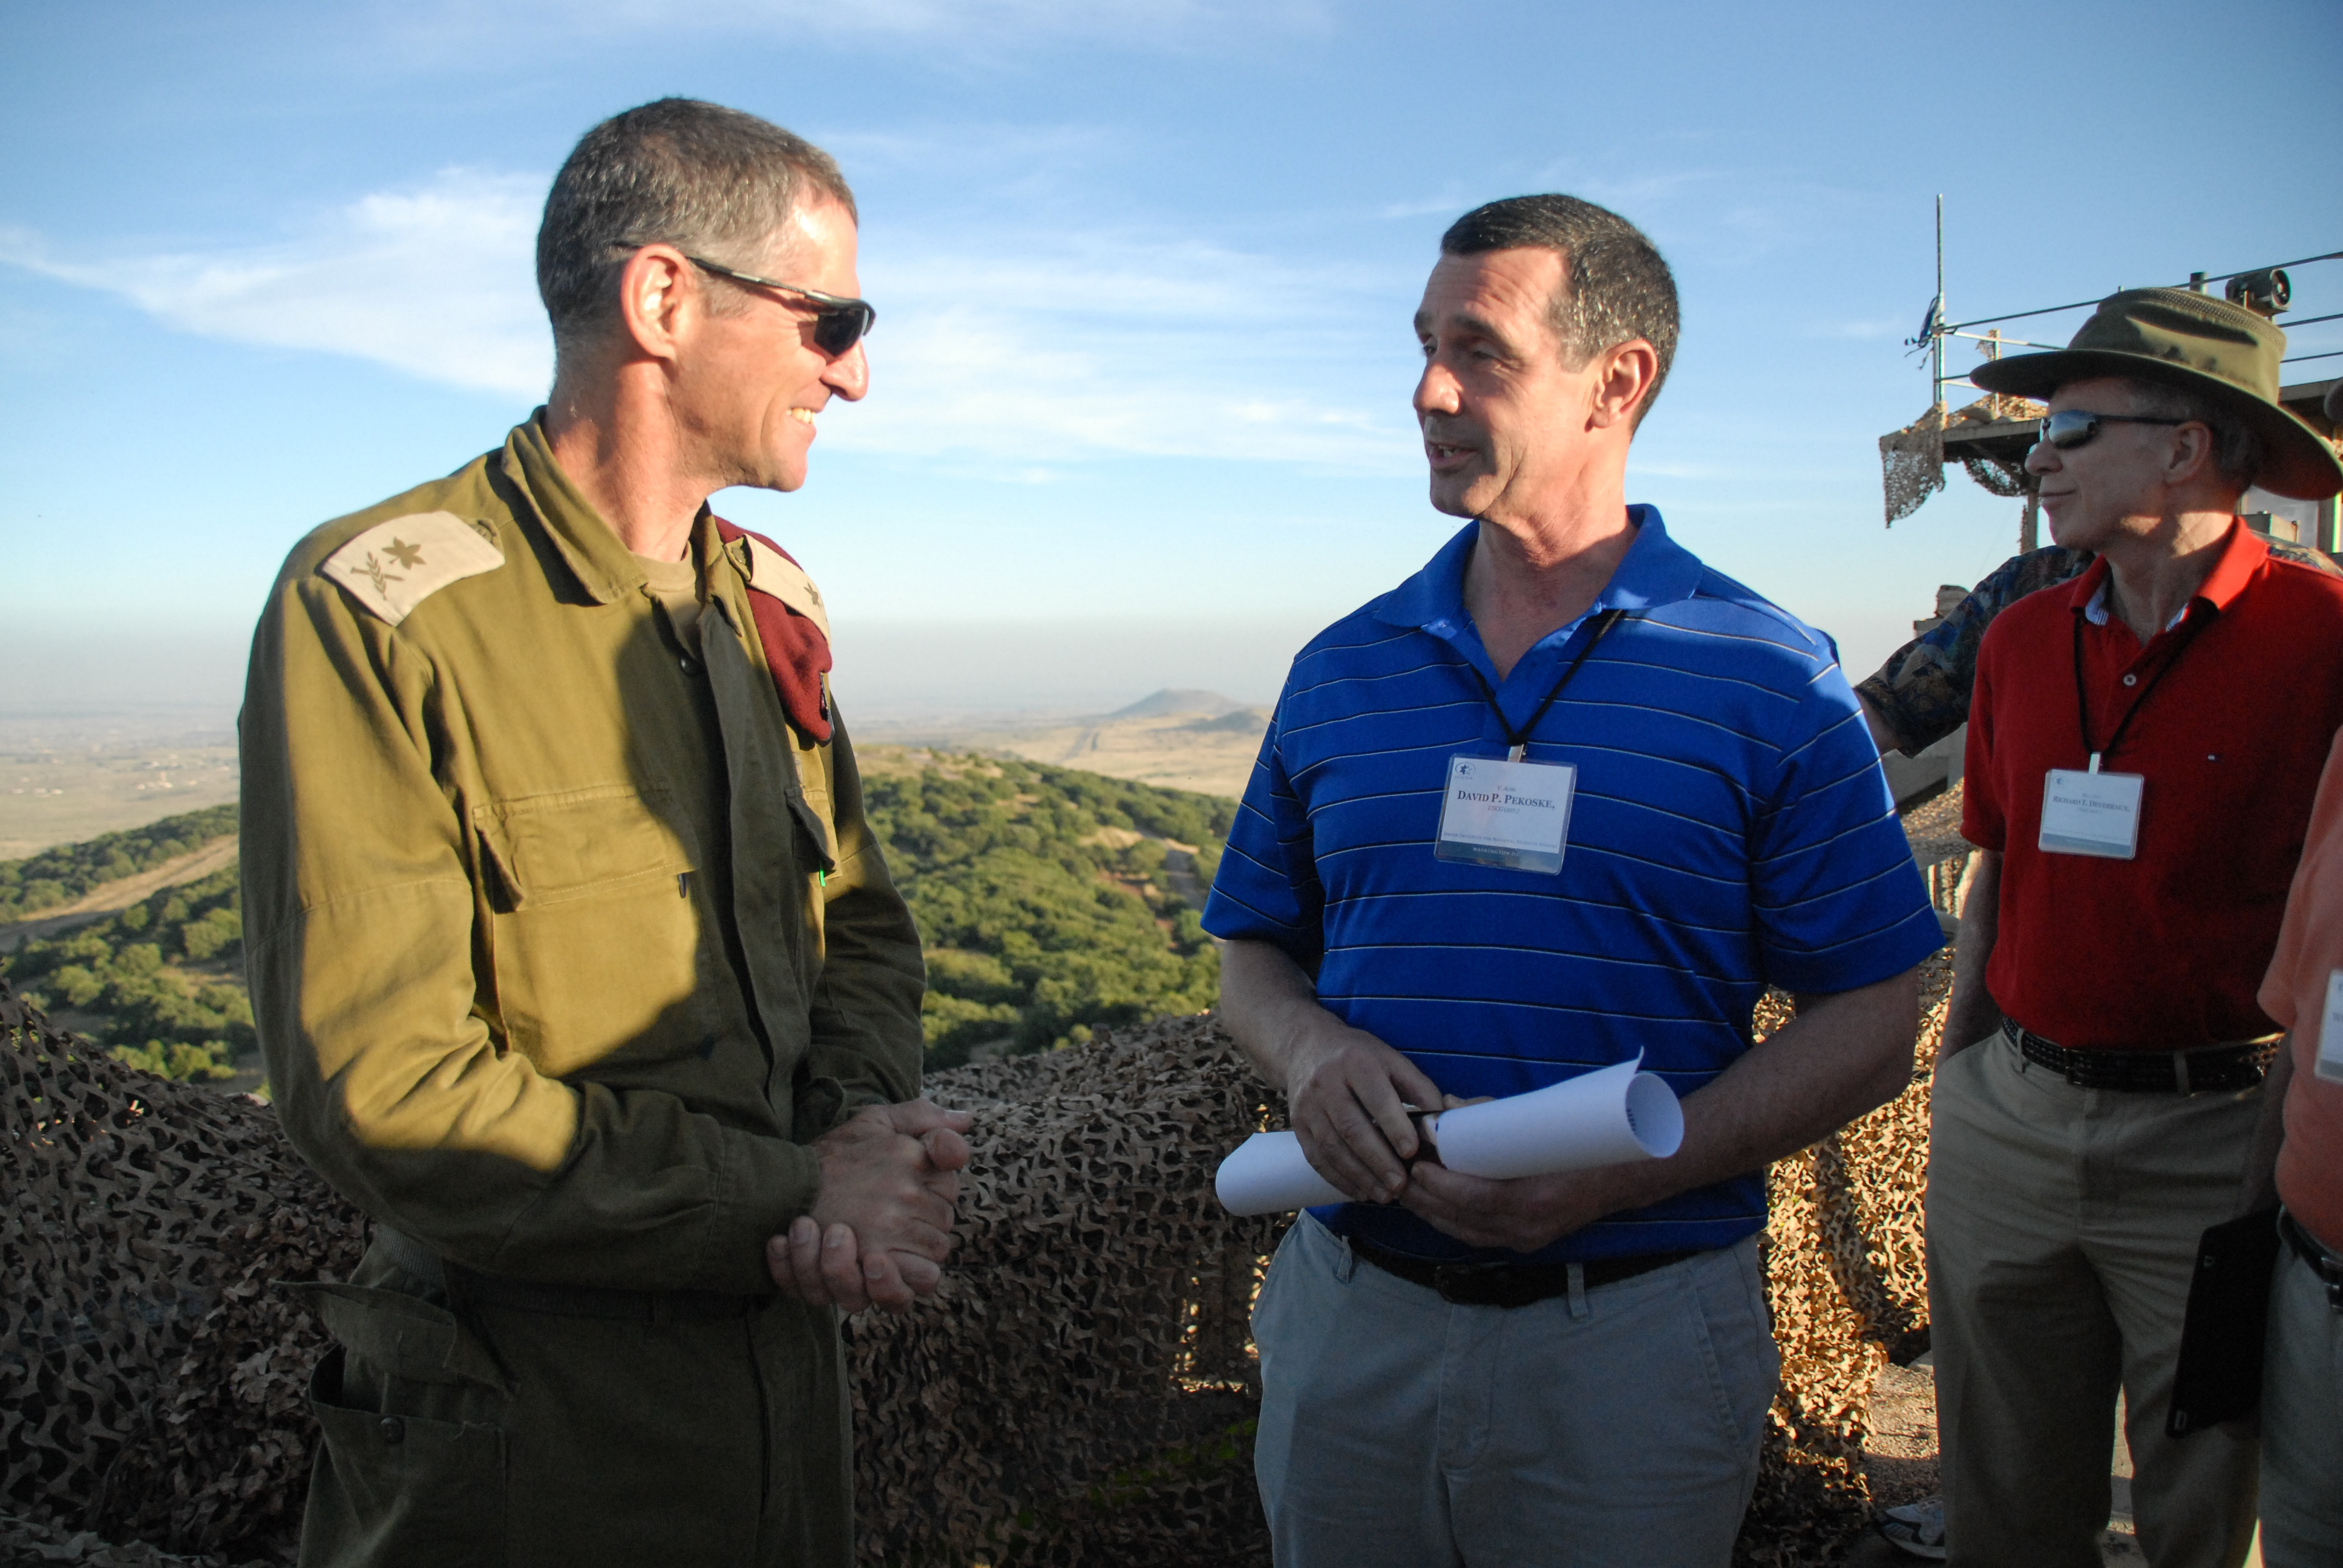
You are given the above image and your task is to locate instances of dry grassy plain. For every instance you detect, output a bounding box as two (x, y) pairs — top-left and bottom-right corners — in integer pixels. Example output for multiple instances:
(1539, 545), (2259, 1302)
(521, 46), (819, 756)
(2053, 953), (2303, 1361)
(0, 696), (1255, 866)
(860, 707), (1267, 800)
(0, 734), (239, 860)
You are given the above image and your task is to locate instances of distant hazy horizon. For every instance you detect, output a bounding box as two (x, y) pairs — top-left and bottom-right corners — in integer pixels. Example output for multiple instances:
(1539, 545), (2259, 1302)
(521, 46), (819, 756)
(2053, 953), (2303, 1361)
(0, 588), (1935, 737)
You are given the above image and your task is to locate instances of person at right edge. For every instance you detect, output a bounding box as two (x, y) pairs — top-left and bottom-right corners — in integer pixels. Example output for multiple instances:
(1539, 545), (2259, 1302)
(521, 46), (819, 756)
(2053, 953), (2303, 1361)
(1204, 195), (1944, 1566)
(2243, 383), (2343, 1568)
(1932, 290), (2343, 1568)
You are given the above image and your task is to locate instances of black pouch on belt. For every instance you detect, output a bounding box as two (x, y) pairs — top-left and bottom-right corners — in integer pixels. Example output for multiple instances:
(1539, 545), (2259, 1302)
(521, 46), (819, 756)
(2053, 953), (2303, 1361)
(2167, 1206), (2282, 1437)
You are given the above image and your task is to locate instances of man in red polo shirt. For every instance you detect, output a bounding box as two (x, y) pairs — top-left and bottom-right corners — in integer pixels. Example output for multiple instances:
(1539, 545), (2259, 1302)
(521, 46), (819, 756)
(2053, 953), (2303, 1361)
(1928, 289), (2343, 1568)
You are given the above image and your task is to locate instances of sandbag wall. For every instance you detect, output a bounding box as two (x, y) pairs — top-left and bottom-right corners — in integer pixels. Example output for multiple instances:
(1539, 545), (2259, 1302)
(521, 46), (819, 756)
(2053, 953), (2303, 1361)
(2, 973), (1946, 1567)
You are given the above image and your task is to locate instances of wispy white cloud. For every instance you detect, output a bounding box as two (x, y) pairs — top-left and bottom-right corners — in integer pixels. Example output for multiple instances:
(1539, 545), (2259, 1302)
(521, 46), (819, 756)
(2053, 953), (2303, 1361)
(1817, 316), (1911, 341)
(1378, 193), (1475, 221)
(839, 232), (1414, 468)
(0, 169), (551, 398)
(2, 169), (1421, 472)
(372, 0), (1332, 60)
(1512, 157), (1869, 272)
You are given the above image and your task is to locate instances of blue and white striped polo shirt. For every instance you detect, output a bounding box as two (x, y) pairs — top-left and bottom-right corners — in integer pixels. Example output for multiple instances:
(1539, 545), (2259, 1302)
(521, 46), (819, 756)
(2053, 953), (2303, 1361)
(1204, 508), (1941, 1264)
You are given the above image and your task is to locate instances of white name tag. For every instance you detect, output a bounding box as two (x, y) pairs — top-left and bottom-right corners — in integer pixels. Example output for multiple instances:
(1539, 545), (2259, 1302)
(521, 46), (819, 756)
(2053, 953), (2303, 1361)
(1436, 755), (1576, 875)
(2318, 970), (2343, 1085)
(2039, 768), (2144, 859)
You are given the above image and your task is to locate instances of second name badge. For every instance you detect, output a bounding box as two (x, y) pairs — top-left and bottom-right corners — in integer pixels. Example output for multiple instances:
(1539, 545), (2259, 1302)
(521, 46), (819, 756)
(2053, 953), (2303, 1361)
(1436, 755), (1576, 875)
(2319, 969), (2343, 1085)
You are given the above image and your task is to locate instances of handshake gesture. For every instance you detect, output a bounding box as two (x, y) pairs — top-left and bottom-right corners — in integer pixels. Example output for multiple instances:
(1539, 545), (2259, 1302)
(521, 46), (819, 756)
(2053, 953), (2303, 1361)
(767, 1099), (974, 1315)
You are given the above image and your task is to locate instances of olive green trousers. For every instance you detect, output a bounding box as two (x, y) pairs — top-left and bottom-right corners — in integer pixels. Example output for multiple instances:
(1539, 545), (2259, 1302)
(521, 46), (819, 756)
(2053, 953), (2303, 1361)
(296, 1243), (850, 1568)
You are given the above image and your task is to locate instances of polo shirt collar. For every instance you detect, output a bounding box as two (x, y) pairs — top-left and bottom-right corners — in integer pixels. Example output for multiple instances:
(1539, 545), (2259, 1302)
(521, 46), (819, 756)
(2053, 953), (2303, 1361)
(1372, 504), (1703, 647)
(2066, 517), (2267, 630)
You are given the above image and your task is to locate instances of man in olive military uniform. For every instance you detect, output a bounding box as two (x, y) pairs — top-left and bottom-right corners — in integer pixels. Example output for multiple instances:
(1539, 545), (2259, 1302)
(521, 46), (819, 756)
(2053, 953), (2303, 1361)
(241, 100), (965, 1567)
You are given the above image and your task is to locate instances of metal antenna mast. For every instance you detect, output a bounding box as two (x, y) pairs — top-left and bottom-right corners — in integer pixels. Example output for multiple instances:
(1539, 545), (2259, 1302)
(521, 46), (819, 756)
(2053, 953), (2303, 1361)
(1933, 195), (1945, 408)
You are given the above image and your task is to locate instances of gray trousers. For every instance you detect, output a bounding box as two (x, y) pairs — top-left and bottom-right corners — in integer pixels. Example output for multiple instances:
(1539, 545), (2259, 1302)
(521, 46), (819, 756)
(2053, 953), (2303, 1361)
(1926, 1031), (2262, 1568)
(1250, 1214), (1776, 1568)
(2259, 1242), (2343, 1568)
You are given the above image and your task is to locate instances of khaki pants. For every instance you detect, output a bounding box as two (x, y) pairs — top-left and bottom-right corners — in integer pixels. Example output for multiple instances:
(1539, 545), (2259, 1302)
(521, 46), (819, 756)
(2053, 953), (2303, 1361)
(1926, 1031), (2261, 1568)
(1251, 1215), (1777, 1568)
(296, 1243), (850, 1568)
(2259, 1243), (2343, 1568)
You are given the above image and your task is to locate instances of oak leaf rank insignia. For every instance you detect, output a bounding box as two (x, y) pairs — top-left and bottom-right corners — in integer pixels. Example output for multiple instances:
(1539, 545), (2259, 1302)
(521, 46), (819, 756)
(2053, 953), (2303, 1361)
(320, 511), (505, 627)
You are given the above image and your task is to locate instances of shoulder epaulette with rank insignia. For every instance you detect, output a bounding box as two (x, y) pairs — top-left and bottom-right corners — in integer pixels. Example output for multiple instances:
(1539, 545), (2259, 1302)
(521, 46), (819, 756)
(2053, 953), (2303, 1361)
(320, 511), (504, 626)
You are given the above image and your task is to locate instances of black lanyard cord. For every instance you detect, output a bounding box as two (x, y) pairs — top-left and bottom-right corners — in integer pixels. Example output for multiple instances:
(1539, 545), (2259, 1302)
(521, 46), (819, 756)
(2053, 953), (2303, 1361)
(2070, 600), (2210, 769)
(1465, 608), (1629, 759)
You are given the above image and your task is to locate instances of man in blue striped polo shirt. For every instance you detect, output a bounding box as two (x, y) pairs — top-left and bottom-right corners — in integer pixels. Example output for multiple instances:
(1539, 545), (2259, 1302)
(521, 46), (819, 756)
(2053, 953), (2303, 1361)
(1204, 195), (1944, 1566)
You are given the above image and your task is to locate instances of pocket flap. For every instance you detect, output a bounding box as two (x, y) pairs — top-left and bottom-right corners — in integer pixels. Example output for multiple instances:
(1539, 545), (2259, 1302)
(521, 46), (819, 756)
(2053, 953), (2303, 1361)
(473, 785), (694, 910)
(293, 1282), (508, 1391)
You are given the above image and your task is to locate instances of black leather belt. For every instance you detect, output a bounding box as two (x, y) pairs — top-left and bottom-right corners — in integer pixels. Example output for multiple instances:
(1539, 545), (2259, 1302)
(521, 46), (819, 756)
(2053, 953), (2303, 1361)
(1348, 1233), (1699, 1308)
(2281, 1209), (2343, 1314)
(2001, 1019), (2273, 1094)
(374, 1225), (757, 1323)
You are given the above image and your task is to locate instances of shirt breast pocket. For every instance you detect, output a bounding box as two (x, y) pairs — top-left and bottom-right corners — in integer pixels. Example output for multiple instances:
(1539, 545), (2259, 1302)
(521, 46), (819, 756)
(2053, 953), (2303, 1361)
(473, 784), (711, 1078)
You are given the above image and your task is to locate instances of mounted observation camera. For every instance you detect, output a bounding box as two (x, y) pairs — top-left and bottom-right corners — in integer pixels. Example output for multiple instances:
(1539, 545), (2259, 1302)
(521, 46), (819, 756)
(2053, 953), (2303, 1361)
(2225, 268), (2291, 318)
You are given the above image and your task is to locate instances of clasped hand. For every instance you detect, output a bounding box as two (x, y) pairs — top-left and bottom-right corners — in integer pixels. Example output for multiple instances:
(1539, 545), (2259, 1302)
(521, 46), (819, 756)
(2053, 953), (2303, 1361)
(765, 1099), (973, 1315)
(1287, 1022), (1610, 1254)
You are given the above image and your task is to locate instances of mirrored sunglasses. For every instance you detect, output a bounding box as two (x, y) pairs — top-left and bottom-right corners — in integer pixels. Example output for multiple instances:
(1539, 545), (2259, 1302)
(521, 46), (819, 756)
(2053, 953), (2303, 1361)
(2036, 408), (2190, 451)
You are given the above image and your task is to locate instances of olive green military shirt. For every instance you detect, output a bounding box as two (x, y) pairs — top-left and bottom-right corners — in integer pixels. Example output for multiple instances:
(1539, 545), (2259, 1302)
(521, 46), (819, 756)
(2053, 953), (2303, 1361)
(241, 417), (924, 1296)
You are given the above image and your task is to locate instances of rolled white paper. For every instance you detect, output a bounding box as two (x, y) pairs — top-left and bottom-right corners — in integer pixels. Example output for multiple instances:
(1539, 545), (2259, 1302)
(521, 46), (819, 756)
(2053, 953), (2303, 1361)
(1211, 1054), (1684, 1215)
(1421, 1054), (1682, 1178)
(1214, 1129), (1349, 1216)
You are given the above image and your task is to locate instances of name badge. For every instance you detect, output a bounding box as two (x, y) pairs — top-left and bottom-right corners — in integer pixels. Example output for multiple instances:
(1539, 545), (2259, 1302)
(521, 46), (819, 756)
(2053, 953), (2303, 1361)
(2039, 767), (2144, 860)
(2319, 970), (2343, 1085)
(1436, 755), (1576, 875)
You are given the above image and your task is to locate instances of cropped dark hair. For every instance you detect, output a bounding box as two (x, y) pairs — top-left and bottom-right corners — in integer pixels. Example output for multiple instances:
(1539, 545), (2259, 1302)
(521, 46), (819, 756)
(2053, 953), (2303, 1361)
(1440, 195), (1679, 425)
(537, 98), (857, 357)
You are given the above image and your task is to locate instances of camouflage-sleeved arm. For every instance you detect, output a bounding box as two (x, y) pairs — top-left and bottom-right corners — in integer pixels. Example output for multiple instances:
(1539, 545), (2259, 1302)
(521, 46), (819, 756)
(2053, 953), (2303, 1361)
(2269, 538), (2343, 577)
(1854, 548), (2092, 756)
(1855, 534), (2341, 756)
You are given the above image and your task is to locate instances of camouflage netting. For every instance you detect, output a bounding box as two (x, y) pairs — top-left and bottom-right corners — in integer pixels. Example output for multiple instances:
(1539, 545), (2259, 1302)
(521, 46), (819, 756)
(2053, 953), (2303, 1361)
(4, 956), (1951, 1567)
(1878, 402), (1946, 526)
(1881, 393), (2048, 525)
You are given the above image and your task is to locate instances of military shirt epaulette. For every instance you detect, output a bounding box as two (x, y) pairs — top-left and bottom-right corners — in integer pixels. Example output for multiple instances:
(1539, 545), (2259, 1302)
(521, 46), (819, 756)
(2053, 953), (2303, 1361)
(1857, 537), (2342, 756)
(318, 511), (503, 626)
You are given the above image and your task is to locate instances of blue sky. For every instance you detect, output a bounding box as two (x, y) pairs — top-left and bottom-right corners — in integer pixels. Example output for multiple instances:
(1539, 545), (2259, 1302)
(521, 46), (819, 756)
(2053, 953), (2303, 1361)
(4, 0), (2339, 724)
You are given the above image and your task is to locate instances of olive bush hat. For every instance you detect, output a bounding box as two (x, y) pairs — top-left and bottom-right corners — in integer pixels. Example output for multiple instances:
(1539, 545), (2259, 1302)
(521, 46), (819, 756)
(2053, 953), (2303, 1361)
(1972, 286), (2343, 498)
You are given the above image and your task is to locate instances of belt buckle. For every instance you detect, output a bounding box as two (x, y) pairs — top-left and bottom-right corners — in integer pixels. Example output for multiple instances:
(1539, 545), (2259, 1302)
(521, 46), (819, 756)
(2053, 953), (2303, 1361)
(1432, 1261), (1509, 1307)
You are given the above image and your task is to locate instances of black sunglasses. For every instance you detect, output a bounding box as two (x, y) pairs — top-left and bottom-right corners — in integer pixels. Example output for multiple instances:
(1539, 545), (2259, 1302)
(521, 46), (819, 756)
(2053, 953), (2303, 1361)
(2036, 408), (2191, 451)
(682, 254), (876, 358)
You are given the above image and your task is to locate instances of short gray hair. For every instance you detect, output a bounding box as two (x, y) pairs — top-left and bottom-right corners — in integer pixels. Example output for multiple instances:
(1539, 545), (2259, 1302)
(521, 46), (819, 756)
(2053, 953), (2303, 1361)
(1440, 195), (1679, 425)
(537, 98), (857, 357)
(2120, 379), (2266, 495)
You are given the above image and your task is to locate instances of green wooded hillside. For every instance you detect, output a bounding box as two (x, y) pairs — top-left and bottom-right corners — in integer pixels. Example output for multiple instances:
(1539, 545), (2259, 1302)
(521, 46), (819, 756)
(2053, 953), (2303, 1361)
(864, 754), (1229, 1067)
(0, 803), (237, 923)
(1, 864), (252, 1080)
(1, 754), (1230, 1082)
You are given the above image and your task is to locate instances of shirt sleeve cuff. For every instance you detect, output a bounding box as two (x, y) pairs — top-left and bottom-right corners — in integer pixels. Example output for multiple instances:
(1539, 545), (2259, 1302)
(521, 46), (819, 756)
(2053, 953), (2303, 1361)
(700, 1126), (824, 1295)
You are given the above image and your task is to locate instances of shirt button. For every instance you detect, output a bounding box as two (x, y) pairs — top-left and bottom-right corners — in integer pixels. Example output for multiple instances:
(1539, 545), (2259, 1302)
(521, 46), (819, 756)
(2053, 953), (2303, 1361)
(378, 1416), (405, 1445)
(2122, 673), (2138, 686)
(679, 654), (703, 677)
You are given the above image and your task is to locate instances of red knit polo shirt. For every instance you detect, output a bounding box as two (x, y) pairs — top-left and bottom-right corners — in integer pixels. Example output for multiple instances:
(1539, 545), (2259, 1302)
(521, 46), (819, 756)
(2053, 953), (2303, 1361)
(1963, 520), (2343, 1051)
